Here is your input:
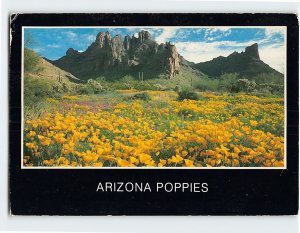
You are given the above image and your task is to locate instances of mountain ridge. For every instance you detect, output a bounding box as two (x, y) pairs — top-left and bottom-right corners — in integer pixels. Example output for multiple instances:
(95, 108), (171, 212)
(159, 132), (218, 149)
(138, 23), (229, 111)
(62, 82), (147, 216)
(50, 30), (283, 82)
(193, 43), (283, 79)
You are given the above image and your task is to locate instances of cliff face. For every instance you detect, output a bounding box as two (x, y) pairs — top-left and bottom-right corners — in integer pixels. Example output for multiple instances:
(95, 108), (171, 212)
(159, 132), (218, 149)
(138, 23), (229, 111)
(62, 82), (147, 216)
(244, 43), (260, 60)
(52, 30), (181, 80)
(163, 43), (180, 78)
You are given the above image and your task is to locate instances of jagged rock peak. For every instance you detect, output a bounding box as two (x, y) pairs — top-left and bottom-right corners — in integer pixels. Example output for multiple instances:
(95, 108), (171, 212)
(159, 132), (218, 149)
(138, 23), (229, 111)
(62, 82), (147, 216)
(66, 48), (78, 56)
(111, 34), (124, 63)
(123, 35), (131, 50)
(95, 31), (112, 48)
(244, 43), (260, 60)
(96, 32), (105, 47)
(56, 30), (183, 80)
(94, 30), (153, 49)
(163, 42), (180, 78)
(138, 30), (152, 43)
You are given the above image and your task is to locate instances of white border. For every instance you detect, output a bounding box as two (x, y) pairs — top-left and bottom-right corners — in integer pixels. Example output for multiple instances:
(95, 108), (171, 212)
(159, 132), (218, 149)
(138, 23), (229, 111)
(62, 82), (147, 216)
(21, 26), (287, 170)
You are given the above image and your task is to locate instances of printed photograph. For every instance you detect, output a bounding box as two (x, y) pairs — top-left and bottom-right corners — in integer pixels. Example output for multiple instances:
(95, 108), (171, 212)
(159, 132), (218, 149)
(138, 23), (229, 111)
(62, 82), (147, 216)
(22, 26), (285, 168)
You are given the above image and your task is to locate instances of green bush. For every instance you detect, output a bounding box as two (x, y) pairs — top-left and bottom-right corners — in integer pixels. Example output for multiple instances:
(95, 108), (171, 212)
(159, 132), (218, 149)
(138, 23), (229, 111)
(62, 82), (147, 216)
(258, 83), (284, 95)
(24, 48), (44, 73)
(120, 75), (135, 90)
(252, 73), (284, 85)
(75, 84), (94, 95)
(217, 73), (240, 92)
(131, 92), (151, 101)
(177, 89), (199, 101)
(232, 79), (257, 93)
(87, 79), (104, 94)
(24, 75), (55, 105)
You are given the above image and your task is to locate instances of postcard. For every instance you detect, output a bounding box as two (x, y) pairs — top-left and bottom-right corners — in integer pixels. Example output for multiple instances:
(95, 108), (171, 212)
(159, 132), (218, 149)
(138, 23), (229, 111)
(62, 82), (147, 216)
(9, 13), (299, 215)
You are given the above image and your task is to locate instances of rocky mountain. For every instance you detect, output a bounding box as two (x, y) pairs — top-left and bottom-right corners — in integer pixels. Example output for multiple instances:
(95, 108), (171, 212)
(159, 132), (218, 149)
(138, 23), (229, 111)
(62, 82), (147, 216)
(51, 30), (182, 80)
(51, 31), (283, 83)
(193, 43), (283, 79)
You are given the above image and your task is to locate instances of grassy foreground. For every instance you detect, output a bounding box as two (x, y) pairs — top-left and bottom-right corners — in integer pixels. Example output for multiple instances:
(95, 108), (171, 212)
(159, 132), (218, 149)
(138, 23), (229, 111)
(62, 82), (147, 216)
(23, 91), (284, 168)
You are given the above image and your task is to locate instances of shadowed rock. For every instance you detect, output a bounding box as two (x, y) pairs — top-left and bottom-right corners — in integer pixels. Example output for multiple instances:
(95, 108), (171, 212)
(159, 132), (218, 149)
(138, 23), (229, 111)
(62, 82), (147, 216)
(52, 30), (181, 80)
(244, 43), (260, 59)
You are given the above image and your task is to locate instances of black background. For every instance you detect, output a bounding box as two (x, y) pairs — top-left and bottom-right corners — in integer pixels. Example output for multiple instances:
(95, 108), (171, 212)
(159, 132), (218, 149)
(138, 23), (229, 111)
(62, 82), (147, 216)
(9, 14), (299, 215)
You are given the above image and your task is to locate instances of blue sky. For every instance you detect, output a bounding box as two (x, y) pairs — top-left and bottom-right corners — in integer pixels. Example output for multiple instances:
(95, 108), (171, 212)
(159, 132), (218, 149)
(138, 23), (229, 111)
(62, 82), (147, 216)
(24, 27), (286, 73)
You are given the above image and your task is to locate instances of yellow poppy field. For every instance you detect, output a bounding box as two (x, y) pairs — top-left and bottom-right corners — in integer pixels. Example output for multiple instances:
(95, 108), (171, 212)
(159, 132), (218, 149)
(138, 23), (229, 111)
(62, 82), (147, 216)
(23, 91), (285, 168)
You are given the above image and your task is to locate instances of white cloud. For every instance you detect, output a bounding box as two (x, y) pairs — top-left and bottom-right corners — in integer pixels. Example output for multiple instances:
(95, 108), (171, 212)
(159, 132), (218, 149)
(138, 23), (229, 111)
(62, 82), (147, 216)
(32, 47), (44, 53)
(47, 44), (60, 48)
(259, 44), (285, 73)
(265, 27), (285, 39)
(176, 41), (237, 63)
(155, 28), (178, 44)
(204, 28), (232, 41)
(65, 31), (77, 40)
(84, 34), (95, 42)
(130, 28), (163, 39)
(193, 28), (204, 34)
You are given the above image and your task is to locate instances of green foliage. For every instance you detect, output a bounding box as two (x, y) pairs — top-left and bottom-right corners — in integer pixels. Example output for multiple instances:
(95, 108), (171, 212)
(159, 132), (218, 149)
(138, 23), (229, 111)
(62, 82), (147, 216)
(120, 75), (135, 89)
(24, 34), (44, 73)
(217, 73), (240, 92)
(24, 32), (35, 47)
(177, 89), (199, 101)
(131, 92), (151, 101)
(87, 79), (104, 94)
(95, 76), (106, 82)
(74, 79), (105, 95)
(24, 48), (43, 73)
(257, 83), (284, 95)
(24, 75), (56, 105)
(153, 83), (167, 91)
(251, 73), (284, 85)
(193, 78), (219, 91)
(232, 79), (257, 93)
(23, 75), (60, 120)
(75, 83), (94, 95)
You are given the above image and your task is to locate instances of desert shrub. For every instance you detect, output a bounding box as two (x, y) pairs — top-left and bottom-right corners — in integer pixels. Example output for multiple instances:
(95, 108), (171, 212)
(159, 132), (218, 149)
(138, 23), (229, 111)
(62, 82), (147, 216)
(174, 85), (181, 92)
(61, 82), (73, 92)
(252, 73), (284, 85)
(131, 92), (151, 101)
(74, 80), (105, 95)
(133, 81), (154, 91)
(24, 48), (44, 73)
(75, 84), (94, 95)
(153, 83), (166, 91)
(194, 78), (219, 92)
(87, 79), (104, 94)
(194, 82), (211, 91)
(24, 75), (56, 106)
(217, 73), (240, 92)
(94, 77), (112, 91)
(120, 75), (135, 89)
(232, 79), (257, 93)
(177, 89), (199, 101)
(95, 76), (106, 82)
(258, 83), (284, 95)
